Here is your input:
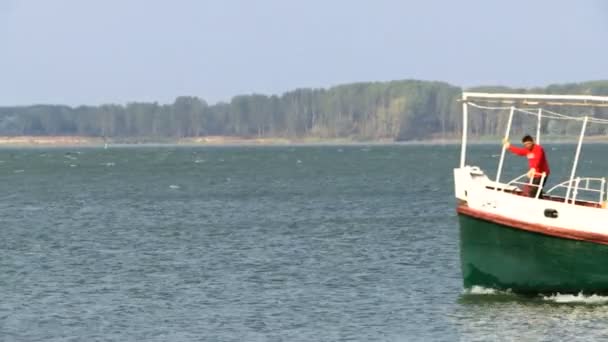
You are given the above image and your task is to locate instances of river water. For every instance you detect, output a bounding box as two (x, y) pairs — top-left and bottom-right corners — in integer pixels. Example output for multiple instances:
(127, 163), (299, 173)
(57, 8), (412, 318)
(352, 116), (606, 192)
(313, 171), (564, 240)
(2, 144), (608, 341)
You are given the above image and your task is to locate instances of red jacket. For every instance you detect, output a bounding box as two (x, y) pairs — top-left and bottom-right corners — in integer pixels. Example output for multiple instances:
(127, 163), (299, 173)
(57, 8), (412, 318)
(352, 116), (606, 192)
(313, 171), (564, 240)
(508, 144), (550, 177)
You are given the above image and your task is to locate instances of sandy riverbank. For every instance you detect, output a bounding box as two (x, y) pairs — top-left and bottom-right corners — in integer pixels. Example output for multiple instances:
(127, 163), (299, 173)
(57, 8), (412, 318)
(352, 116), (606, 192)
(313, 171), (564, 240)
(0, 136), (104, 146)
(0, 135), (398, 147)
(0, 135), (607, 147)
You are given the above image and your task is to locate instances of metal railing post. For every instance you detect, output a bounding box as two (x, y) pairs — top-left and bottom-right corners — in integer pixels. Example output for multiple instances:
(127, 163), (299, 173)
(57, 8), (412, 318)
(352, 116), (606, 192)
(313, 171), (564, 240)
(600, 178), (605, 203)
(572, 177), (581, 203)
(535, 172), (546, 199)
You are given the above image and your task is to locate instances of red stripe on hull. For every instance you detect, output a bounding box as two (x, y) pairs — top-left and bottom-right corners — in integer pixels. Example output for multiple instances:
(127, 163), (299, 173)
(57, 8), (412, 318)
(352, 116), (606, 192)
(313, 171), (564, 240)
(457, 204), (608, 246)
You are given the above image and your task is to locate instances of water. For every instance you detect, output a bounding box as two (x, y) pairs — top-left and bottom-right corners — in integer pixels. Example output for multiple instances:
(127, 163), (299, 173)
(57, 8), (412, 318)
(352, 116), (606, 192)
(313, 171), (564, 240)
(2, 144), (608, 341)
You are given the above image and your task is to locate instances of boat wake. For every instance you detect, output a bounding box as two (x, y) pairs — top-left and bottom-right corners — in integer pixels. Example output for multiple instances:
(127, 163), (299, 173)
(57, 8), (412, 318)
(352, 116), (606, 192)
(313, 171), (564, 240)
(466, 285), (505, 295)
(463, 286), (608, 305)
(542, 293), (608, 304)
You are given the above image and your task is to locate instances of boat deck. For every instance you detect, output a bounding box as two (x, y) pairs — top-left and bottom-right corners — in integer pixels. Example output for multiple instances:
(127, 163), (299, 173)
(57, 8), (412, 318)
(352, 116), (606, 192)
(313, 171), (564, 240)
(484, 186), (603, 209)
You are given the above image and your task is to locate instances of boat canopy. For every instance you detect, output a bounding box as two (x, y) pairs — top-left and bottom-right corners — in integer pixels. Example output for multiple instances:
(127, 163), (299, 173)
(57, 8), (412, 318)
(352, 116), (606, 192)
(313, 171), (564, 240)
(462, 92), (608, 108)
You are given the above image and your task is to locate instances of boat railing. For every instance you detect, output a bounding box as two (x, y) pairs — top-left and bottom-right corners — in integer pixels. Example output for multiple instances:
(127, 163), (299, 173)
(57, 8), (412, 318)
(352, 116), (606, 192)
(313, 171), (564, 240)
(503, 173), (607, 205)
(545, 177), (607, 204)
(507, 172), (548, 199)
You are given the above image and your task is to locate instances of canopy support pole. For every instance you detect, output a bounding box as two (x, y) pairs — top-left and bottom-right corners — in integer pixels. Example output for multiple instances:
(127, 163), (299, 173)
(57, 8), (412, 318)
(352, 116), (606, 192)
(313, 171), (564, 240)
(565, 116), (588, 203)
(460, 100), (468, 168)
(536, 108), (542, 144)
(496, 106), (515, 186)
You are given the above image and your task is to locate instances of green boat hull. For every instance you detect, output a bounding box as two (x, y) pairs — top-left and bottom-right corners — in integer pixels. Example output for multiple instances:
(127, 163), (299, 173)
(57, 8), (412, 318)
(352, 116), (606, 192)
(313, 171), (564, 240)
(459, 212), (608, 294)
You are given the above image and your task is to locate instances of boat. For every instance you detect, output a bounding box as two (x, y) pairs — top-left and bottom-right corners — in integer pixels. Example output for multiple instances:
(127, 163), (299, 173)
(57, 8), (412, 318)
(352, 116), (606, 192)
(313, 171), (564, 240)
(454, 92), (608, 295)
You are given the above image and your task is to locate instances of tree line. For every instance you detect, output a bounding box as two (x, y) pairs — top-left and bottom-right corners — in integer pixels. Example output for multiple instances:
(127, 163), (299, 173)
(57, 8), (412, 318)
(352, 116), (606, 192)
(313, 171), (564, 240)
(1, 80), (607, 141)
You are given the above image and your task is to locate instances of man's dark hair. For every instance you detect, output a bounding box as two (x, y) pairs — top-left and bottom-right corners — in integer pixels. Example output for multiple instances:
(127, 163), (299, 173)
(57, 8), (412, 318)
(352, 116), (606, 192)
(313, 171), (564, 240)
(522, 135), (534, 143)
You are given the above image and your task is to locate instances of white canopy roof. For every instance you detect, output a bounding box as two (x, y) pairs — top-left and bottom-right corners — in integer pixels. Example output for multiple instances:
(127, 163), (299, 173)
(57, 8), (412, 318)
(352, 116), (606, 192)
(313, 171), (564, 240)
(462, 92), (608, 107)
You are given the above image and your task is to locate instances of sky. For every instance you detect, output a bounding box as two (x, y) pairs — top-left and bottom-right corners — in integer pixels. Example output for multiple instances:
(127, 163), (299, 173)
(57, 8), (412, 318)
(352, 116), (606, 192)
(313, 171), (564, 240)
(0, 0), (607, 106)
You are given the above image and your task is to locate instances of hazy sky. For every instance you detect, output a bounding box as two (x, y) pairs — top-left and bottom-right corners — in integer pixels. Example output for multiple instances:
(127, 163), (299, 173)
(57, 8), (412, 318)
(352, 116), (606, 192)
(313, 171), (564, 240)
(1, 0), (607, 106)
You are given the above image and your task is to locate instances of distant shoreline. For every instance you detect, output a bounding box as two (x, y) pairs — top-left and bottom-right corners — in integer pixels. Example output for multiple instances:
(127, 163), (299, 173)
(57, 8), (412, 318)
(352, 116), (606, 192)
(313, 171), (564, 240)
(0, 135), (436, 147)
(0, 135), (606, 147)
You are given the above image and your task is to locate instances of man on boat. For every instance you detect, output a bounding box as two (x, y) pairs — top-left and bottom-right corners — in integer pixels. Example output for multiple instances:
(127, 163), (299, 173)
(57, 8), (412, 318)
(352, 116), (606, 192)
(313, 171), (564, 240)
(503, 135), (550, 198)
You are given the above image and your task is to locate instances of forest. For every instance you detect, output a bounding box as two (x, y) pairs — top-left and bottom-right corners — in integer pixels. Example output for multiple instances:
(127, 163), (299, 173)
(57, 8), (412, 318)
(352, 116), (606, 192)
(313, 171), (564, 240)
(1, 80), (607, 141)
